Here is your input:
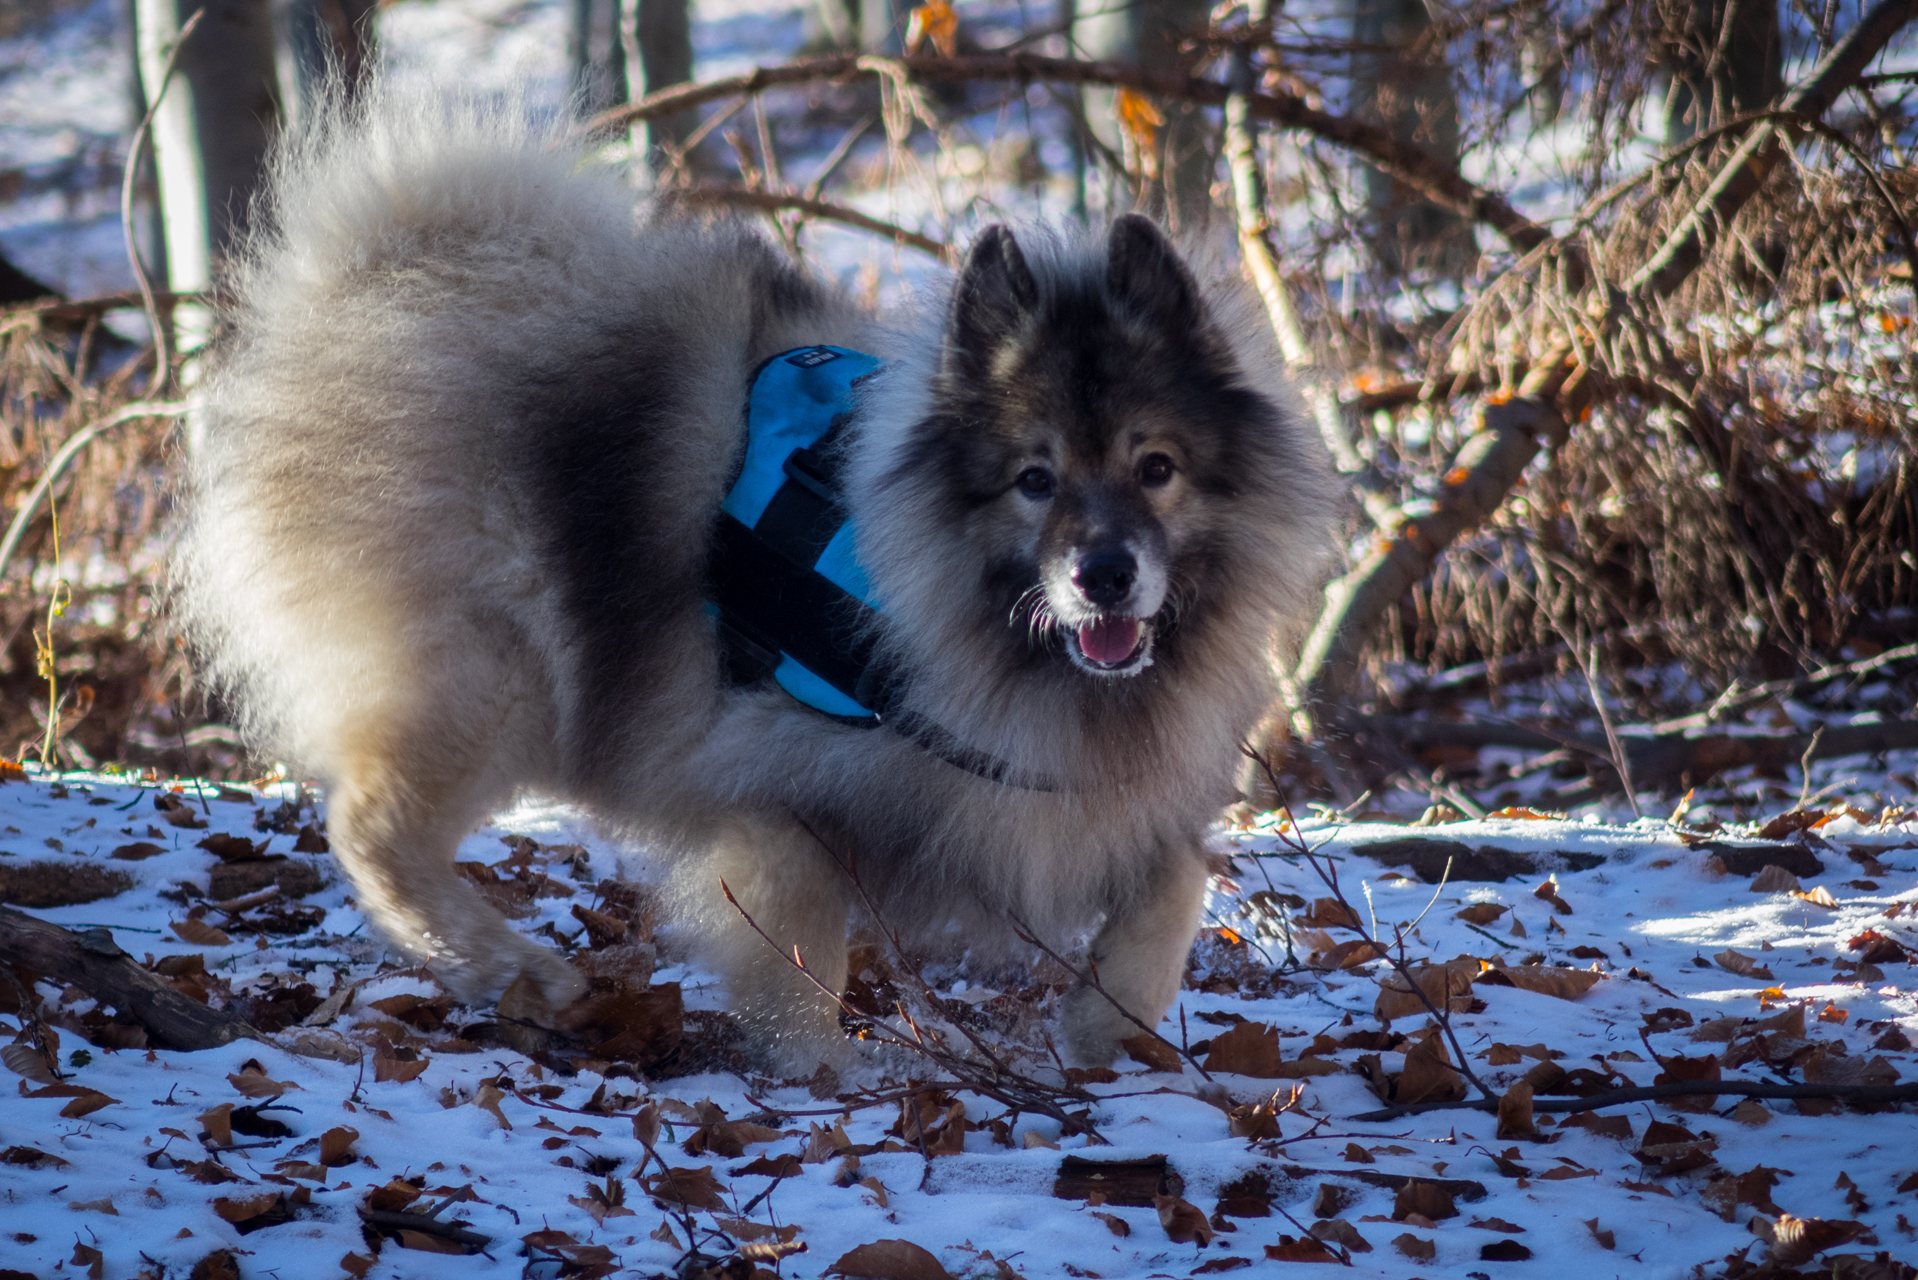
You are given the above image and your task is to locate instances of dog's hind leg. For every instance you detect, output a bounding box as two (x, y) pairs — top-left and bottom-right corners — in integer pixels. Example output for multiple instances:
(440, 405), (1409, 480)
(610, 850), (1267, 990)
(324, 724), (584, 1019)
(672, 813), (854, 1073)
(1059, 848), (1210, 1065)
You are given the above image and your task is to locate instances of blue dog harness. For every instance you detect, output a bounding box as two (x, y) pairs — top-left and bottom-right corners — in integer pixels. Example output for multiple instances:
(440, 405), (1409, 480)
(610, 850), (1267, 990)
(708, 345), (1050, 789)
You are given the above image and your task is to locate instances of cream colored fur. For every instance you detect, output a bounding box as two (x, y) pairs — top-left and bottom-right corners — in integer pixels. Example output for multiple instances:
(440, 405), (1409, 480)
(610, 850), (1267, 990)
(173, 84), (1335, 1070)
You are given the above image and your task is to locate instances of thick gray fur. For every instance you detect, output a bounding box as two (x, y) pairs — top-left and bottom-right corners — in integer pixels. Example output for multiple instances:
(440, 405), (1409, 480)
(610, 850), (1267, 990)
(173, 84), (1336, 1070)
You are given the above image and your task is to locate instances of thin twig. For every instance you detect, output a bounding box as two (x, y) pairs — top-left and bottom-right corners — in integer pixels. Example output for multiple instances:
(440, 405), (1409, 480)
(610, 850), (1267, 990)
(661, 187), (949, 259)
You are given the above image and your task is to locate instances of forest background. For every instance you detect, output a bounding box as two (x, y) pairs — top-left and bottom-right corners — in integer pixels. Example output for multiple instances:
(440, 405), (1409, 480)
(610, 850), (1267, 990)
(0, 0), (1915, 820)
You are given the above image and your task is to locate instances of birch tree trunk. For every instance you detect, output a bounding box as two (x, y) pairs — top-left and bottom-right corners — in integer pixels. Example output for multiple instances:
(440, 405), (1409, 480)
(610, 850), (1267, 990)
(132, 0), (282, 387)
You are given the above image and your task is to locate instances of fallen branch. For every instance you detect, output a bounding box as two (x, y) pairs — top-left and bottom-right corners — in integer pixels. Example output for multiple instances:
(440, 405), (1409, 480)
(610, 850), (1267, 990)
(586, 52), (1549, 255)
(1349, 1078), (1918, 1122)
(0, 906), (261, 1051)
(356, 1208), (492, 1252)
(660, 186), (949, 259)
(1365, 715), (1918, 783)
(1655, 640), (1918, 733)
(1, 288), (207, 326)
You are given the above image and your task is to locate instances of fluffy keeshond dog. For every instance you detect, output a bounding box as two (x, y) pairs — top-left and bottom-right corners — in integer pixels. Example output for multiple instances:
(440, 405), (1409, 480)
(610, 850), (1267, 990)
(174, 87), (1334, 1070)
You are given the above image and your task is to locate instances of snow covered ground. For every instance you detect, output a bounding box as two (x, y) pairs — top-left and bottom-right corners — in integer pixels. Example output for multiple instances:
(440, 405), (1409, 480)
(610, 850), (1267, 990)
(1, 767), (1913, 1279)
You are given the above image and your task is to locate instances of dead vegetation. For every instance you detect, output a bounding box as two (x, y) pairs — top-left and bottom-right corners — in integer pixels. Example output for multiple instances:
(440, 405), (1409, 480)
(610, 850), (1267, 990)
(4, 1), (1914, 806)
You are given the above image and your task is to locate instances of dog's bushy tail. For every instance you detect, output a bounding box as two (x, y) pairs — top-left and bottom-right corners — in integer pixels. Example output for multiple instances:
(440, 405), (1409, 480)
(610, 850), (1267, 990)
(170, 81), (647, 773)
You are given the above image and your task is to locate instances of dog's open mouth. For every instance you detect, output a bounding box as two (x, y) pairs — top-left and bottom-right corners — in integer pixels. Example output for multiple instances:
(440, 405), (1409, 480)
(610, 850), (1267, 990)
(1067, 615), (1153, 675)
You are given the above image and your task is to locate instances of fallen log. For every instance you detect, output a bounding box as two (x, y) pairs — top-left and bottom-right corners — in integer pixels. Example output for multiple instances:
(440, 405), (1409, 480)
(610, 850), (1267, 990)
(1366, 715), (1918, 784)
(1349, 1078), (1918, 1122)
(0, 906), (261, 1051)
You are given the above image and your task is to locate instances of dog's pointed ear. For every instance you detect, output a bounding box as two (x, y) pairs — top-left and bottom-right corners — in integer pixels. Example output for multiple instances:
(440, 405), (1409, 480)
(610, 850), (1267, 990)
(1106, 214), (1204, 334)
(948, 225), (1038, 375)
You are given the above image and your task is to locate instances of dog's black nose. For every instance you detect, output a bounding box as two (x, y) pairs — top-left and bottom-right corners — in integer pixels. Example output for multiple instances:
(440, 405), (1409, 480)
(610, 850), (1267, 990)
(1073, 551), (1136, 608)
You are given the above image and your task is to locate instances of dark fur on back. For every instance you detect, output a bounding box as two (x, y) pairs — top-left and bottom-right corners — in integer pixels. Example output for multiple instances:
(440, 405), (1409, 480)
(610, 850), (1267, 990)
(174, 86), (1335, 1069)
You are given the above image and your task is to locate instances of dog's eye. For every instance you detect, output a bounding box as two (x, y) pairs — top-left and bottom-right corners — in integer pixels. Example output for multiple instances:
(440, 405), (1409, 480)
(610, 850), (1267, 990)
(1139, 453), (1176, 487)
(1016, 467), (1054, 498)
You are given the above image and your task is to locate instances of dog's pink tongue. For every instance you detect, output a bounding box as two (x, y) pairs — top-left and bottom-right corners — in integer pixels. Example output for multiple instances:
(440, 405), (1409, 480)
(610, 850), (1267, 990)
(1078, 617), (1141, 665)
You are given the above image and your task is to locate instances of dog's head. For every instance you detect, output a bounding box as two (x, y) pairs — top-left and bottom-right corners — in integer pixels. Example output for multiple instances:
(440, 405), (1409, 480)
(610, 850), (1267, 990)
(883, 216), (1301, 682)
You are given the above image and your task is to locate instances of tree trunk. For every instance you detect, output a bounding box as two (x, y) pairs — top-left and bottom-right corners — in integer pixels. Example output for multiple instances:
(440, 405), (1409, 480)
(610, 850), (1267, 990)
(1663, 0), (1784, 142)
(283, 0), (379, 117)
(132, 0), (282, 374)
(626, 0), (696, 172)
(572, 0), (628, 117)
(1074, 0), (1216, 230)
(1350, 0), (1471, 278)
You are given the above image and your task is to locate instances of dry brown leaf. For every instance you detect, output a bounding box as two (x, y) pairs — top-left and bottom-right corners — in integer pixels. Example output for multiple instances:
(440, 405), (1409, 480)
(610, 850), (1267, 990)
(1321, 939), (1387, 969)
(631, 1101), (660, 1149)
(1750, 864), (1803, 893)
(827, 1239), (955, 1280)
(1715, 948), (1775, 979)
(1532, 879), (1573, 913)
(213, 1192), (283, 1223)
(1584, 1218), (1616, 1250)
(67, 1197), (117, 1215)
(473, 1084), (511, 1130)
(2, 1043), (59, 1085)
(1730, 1099), (1773, 1127)
(1376, 960), (1478, 1022)
(1478, 961), (1603, 1000)
(1264, 1236), (1340, 1261)
(1392, 1233), (1436, 1262)
(1155, 1192), (1215, 1245)
(1393, 1180), (1457, 1222)
(228, 1062), (298, 1098)
(643, 1165), (728, 1211)
(1395, 1033), (1467, 1106)
(1455, 903), (1509, 925)
(319, 1126), (359, 1166)
(1092, 1211), (1129, 1237)
(1308, 1218), (1372, 1253)
(1652, 1052), (1724, 1115)
(1300, 897), (1362, 931)
(1468, 1217), (1525, 1233)
(1203, 1021), (1285, 1076)
(804, 1121), (853, 1163)
(568, 1177), (636, 1224)
(1342, 1142), (1374, 1164)
(373, 1041), (430, 1084)
(70, 1243), (105, 1280)
(171, 918), (232, 947)
(58, 1090), (116, 1119)
(1496, 1081), (1538, 1141)
(395, 1230), (470, 1255)
(1791, 885), (1839, 909)
(1120, 1033), (1183, 1073)
(199, 1103), (234, 1146)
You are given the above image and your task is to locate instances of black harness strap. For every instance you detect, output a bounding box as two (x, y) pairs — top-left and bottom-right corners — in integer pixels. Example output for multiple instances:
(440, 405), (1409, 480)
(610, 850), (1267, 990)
(708, 349), (1056, 792)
